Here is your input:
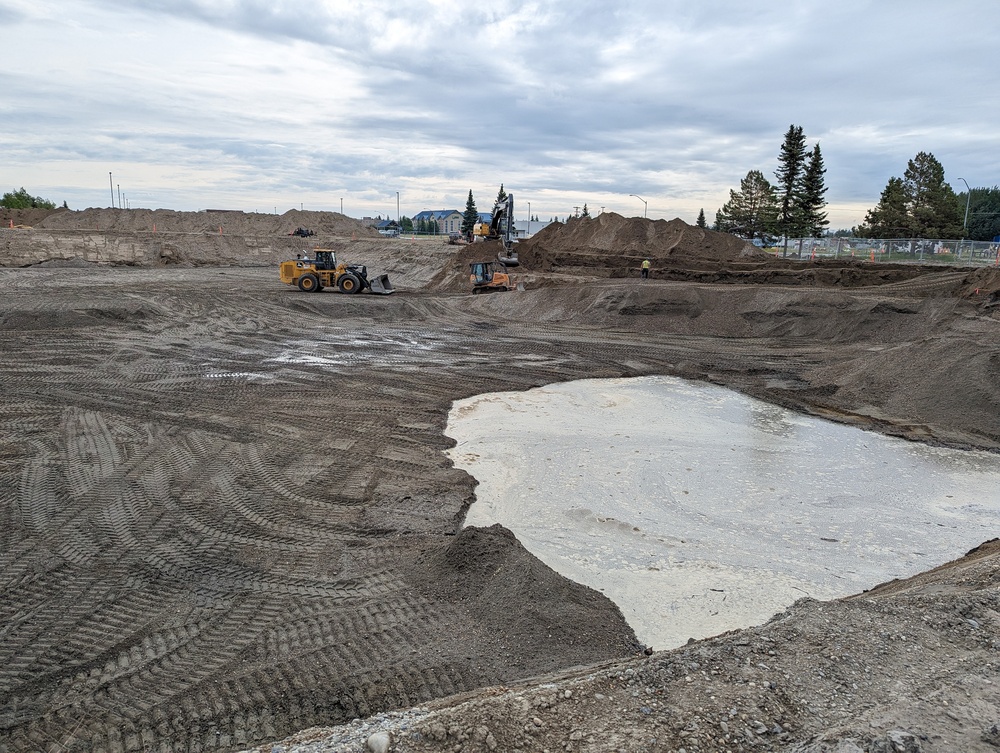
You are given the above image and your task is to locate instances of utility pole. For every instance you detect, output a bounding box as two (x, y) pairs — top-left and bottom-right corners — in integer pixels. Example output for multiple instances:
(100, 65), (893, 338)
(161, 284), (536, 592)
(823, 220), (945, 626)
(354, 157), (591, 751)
(109, 172), (114, 208)
(396, 192), (400, 225)
(957, 177), (971, 236)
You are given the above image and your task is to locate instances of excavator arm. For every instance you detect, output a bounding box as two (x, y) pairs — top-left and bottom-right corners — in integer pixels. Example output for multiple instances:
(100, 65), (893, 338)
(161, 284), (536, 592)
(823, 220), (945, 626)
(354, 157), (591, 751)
(488, 193), (519, 267)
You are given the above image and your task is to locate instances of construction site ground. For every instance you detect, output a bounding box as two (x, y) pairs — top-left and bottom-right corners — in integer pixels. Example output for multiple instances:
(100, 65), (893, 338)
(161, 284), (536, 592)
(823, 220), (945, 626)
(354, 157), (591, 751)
(1, 209), (998, 753)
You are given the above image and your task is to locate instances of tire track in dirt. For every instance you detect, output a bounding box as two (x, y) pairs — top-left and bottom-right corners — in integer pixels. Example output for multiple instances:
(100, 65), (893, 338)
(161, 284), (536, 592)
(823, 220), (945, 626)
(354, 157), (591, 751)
(2, 266), (994, 752)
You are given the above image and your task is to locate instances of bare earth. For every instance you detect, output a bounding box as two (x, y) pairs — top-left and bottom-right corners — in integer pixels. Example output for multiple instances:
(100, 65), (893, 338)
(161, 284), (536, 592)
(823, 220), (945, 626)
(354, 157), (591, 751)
(1, 210), (998, 753)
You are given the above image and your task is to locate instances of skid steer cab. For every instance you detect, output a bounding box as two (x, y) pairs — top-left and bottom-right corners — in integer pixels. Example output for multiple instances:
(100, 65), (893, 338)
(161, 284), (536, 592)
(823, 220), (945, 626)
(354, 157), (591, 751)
(280, 250), (393, 294)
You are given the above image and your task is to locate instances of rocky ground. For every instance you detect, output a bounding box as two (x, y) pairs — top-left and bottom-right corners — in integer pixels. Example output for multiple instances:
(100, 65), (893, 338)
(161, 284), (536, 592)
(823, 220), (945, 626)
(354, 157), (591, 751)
(0, 210), (998, 753)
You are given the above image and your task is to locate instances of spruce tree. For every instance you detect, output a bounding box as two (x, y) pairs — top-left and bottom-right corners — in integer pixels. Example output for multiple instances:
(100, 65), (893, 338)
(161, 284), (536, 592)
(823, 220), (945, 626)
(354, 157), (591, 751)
(495, 184), (507, 205)
(799, 144), (828, 237)
(775, 125), (807, 252)
(461, 190), (479, 235)
(715, 170), (779, 245)
(696, 208), (706, 228)
(581, 203), (590, 218)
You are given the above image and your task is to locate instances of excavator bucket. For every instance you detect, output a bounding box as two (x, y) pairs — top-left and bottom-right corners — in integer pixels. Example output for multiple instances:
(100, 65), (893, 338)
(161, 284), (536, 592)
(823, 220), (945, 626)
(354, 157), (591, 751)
(497, 249), (519, 267)
(368, 274), (394, 294)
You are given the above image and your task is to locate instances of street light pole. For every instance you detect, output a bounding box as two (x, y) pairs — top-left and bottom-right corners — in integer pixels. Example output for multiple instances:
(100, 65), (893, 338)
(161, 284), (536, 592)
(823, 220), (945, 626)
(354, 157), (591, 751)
(957, 177), (971, 236)
(109, 172), (114, 208)
(396, 192), (400, 225)
(629, 194), (647, 218)
(340, 198), (343, 214)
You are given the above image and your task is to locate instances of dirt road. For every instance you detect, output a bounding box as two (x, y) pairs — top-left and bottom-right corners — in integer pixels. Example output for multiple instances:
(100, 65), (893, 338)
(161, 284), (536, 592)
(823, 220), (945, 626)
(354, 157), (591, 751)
(2, 216), (999, 752)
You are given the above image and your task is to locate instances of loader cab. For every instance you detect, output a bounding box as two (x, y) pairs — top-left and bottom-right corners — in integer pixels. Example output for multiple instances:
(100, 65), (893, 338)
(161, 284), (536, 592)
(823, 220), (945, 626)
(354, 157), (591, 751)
(313, 250), (336, 270)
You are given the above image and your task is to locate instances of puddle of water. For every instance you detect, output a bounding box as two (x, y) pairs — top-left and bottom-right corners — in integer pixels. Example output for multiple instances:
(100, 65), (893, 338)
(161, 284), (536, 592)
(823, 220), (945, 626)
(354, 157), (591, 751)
(446, 376), (1000, 650)
(264, 329), (580, 373)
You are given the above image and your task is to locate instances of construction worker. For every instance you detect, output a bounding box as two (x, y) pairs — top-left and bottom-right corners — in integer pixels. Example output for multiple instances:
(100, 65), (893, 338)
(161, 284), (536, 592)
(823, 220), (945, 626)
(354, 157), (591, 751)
(641, 259), (651, 279)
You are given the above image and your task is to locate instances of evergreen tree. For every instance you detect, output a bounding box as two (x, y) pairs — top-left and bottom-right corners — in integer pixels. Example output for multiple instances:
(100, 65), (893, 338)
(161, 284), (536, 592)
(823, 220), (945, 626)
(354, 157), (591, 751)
(495, 184), (507, 205)
(857, 177), (909, 238)
(961, 186), (1000, 241)
(858, 152), (964, 239)
(799, 144), (828, 237)
(417, 217), (427, 233)
(774, 125), (807, 245)
(461, 190), (478, 235)
(581, 203), (590, 218)
(400, 216), (413, 232)
(903, 152), (963, 238)
(715, 170), (779, 245)
(696, 208), (706, 228)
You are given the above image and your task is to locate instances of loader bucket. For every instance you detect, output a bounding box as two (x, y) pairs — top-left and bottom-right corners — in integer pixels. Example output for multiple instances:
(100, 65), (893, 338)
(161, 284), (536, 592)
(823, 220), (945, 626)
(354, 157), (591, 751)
(368, 274), (394, 294)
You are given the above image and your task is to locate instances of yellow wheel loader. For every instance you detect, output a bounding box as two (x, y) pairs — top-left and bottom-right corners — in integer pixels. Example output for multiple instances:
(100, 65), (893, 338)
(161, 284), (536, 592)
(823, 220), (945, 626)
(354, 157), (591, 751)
(279, 250), (394, 294)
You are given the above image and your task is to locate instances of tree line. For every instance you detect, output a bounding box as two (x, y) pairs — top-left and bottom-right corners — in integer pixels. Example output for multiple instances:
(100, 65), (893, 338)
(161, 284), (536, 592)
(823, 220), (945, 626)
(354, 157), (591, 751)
(709, 130), (1000, 243)
(1, 187), (60, 209)
(856, 152), (1000, 241)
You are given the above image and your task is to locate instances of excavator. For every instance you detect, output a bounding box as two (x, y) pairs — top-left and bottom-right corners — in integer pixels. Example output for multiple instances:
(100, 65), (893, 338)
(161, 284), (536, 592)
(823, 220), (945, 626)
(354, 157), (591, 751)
(279, 249), (393, 294)
(469, 193), (521, 293)
(487, 193), (519, 267)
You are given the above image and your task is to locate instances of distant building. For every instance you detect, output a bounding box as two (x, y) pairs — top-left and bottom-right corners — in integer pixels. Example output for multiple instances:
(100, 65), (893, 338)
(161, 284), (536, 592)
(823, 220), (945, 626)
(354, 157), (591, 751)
(375, 219), (399, 237)
(412, 210), (463, 234)
(514, 219), (552, 238)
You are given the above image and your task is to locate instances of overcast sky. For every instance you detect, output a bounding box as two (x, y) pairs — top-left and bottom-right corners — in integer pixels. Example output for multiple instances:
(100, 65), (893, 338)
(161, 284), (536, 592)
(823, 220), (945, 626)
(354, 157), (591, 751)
(3, 0), (998, 228)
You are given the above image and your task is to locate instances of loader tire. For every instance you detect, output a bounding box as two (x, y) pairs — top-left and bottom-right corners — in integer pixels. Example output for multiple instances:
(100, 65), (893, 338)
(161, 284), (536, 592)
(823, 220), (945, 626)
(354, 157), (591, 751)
(298, 273), (320, 292)
(338, 273), (361, 294)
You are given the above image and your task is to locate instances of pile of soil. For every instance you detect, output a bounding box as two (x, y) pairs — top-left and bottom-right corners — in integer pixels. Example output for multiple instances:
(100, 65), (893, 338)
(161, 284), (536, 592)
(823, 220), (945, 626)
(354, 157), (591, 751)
(32, 208), (379, 237)
(0, 207), (65, 228)
(518, 213), (764, 277)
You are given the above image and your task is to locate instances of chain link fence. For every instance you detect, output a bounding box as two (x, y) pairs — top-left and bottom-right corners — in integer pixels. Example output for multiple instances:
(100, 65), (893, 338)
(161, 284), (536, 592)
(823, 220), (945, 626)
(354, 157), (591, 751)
(772, 238), (1000, 267)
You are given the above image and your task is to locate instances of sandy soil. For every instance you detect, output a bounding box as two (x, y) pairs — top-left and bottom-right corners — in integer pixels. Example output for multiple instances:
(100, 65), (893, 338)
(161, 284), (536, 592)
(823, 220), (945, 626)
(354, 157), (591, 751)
(1, 211), (999, 753)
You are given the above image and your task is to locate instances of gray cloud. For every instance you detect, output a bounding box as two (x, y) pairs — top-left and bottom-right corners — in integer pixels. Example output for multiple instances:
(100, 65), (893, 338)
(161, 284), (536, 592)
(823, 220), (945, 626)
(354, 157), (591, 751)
(1, 0), (997, 224)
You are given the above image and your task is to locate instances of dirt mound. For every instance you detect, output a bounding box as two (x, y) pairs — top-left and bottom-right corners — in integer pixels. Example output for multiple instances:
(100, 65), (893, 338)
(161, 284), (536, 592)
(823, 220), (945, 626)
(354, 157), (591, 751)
(519, 213), (763, 277)
(0, 207), (65, 228)
(411, 524), (643, 662)
(423, 240), (513, 292)
(34, 208), (379, 237)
